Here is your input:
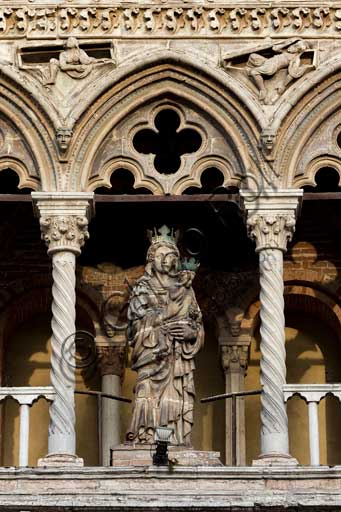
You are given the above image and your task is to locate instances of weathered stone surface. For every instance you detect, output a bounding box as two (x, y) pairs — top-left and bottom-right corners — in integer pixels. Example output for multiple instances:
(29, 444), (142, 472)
(110, 445), (222, 467)
(0, 466), (341, 510)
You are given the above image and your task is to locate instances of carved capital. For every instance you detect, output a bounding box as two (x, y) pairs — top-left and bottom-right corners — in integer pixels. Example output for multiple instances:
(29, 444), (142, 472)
(40, 215), (89, 255)
(241, 190), (303, 253)
(246, 213), (296, 252)
(97, 345), (126, 378)
(32, 193), (94, 256)
(221, 345), (249, 374)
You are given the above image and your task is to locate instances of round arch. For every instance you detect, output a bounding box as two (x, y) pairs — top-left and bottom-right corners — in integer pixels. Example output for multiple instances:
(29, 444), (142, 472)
(241, 283), (341, 343)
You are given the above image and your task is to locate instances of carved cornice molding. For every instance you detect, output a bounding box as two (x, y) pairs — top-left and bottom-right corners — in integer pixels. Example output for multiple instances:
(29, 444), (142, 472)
(96, 345), (126, 378)
(1, 5), (341, 39)
(221, 344), (249, 374)
(32, 192), (94, 255)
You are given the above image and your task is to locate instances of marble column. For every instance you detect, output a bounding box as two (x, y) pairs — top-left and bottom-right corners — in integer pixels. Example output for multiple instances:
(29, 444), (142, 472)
(220, 342), (249, 466)
(241, 190), (302, 464)
(32, 192), (94, 466)
(97, 344), (126, 466)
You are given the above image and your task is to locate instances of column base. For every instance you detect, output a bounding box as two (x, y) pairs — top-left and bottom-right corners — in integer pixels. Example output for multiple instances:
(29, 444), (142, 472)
(252, 453), (298, 466)
(37, 453), (84, 467)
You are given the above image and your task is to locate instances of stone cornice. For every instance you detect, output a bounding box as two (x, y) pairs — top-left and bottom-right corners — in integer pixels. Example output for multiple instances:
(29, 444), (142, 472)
(1, 5), (341, 39)
(32, 192), (94, 255)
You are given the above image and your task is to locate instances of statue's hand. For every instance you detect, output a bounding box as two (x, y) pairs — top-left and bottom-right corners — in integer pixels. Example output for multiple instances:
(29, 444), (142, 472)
(168, 323), (196, 341)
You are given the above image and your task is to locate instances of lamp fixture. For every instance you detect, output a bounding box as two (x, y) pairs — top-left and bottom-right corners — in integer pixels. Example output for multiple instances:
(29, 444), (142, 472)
(152, 427), (173, 466)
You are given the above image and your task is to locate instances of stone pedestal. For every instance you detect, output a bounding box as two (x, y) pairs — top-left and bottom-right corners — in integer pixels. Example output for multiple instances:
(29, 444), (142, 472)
(37, 453), (84, 467)
(110, 445), (222, 467)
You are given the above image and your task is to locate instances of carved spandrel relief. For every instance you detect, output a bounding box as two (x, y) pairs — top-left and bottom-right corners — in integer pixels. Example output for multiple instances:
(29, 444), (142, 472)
(18, 37), (116, 87)
(222, 38), (318, 104)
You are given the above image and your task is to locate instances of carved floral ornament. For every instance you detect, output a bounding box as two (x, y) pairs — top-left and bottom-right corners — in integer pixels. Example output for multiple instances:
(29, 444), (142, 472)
(0, 6), (341, 38)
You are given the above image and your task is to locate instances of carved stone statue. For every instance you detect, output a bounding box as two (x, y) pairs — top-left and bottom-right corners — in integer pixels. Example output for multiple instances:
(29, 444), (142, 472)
(42, 37), (115, 85)
(126, 226), (204, 446)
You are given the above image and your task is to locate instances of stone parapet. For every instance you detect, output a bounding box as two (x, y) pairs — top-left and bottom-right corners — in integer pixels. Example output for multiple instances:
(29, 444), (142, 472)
(1, 466), (341, 509)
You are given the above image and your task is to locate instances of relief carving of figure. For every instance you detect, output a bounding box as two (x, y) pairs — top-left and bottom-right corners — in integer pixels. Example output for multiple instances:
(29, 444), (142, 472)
(246, 39), (311, 102)
(42, 37), (115, 85)
(126, 226), (204, 446)
(222, 38), (317, 104)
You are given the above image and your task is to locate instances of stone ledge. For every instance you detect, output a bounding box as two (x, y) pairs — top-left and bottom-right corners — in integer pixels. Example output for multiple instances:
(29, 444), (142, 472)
(0, 466), (340, 510)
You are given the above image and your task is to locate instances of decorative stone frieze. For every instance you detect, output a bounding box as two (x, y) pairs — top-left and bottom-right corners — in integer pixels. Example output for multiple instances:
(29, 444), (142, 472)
(97, 345), (126, 378)
(1, 6), (341, 39)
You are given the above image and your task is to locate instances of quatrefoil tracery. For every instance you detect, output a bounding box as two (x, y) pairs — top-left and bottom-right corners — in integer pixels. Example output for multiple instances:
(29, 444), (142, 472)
(132, 109), (202, 175)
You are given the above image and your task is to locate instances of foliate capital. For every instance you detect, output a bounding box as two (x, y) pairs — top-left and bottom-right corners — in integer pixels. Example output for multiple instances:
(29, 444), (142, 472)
(39, 215), (89, 255)
(221, 344), (249, 374)
(246, 212), (296, 252)
(240, 190), (302, 253)
(32, 193), (94, 255)
(97, 345), (126, 378)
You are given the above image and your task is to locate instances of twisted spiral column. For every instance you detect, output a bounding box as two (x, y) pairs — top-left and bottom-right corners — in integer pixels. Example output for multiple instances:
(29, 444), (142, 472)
(33, 193), (93, 461)
(259, 248), (288, 455)
(49, 251), (77, 454)
(242, 193), (302, 462)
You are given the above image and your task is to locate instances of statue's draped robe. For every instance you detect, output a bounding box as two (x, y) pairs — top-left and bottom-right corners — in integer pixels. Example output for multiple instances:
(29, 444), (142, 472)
(126, 273), (204, 446)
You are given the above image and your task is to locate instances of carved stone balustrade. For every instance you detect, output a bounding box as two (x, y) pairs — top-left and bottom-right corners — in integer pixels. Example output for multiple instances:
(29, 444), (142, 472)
(283, 384), (341, 466)
(0, 386), (56, 467)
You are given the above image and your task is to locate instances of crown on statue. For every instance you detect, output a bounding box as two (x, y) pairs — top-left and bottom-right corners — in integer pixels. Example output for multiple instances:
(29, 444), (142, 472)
(147, 225), (179, 246)
(180, 257), (200, 271)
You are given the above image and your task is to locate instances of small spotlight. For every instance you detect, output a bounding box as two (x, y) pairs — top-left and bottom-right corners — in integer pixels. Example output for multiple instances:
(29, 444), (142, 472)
(152, 427), (173, 466)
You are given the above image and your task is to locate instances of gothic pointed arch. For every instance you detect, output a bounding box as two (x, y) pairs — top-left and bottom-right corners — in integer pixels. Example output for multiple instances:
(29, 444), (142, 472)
(67, 53), (267, 194)
(267, 55), (341, 188)
(0, 69), (59, 191)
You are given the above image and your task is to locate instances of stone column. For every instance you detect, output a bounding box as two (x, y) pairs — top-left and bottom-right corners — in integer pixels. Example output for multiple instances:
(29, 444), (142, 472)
(97, 343), (126, 466)
(241, 189), (302, 464)
(220, 342), (249, 466)
(32, 192), (94, 466)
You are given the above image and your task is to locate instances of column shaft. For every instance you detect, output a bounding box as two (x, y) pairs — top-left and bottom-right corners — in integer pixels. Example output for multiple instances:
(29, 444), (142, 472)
(259, 248), (288, 456)
(49, 251), (77, 454)
(101, 374), (121, 465)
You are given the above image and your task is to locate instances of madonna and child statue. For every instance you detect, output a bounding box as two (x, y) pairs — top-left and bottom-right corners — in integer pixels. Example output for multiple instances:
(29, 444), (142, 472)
(126, 225), (204, 448)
